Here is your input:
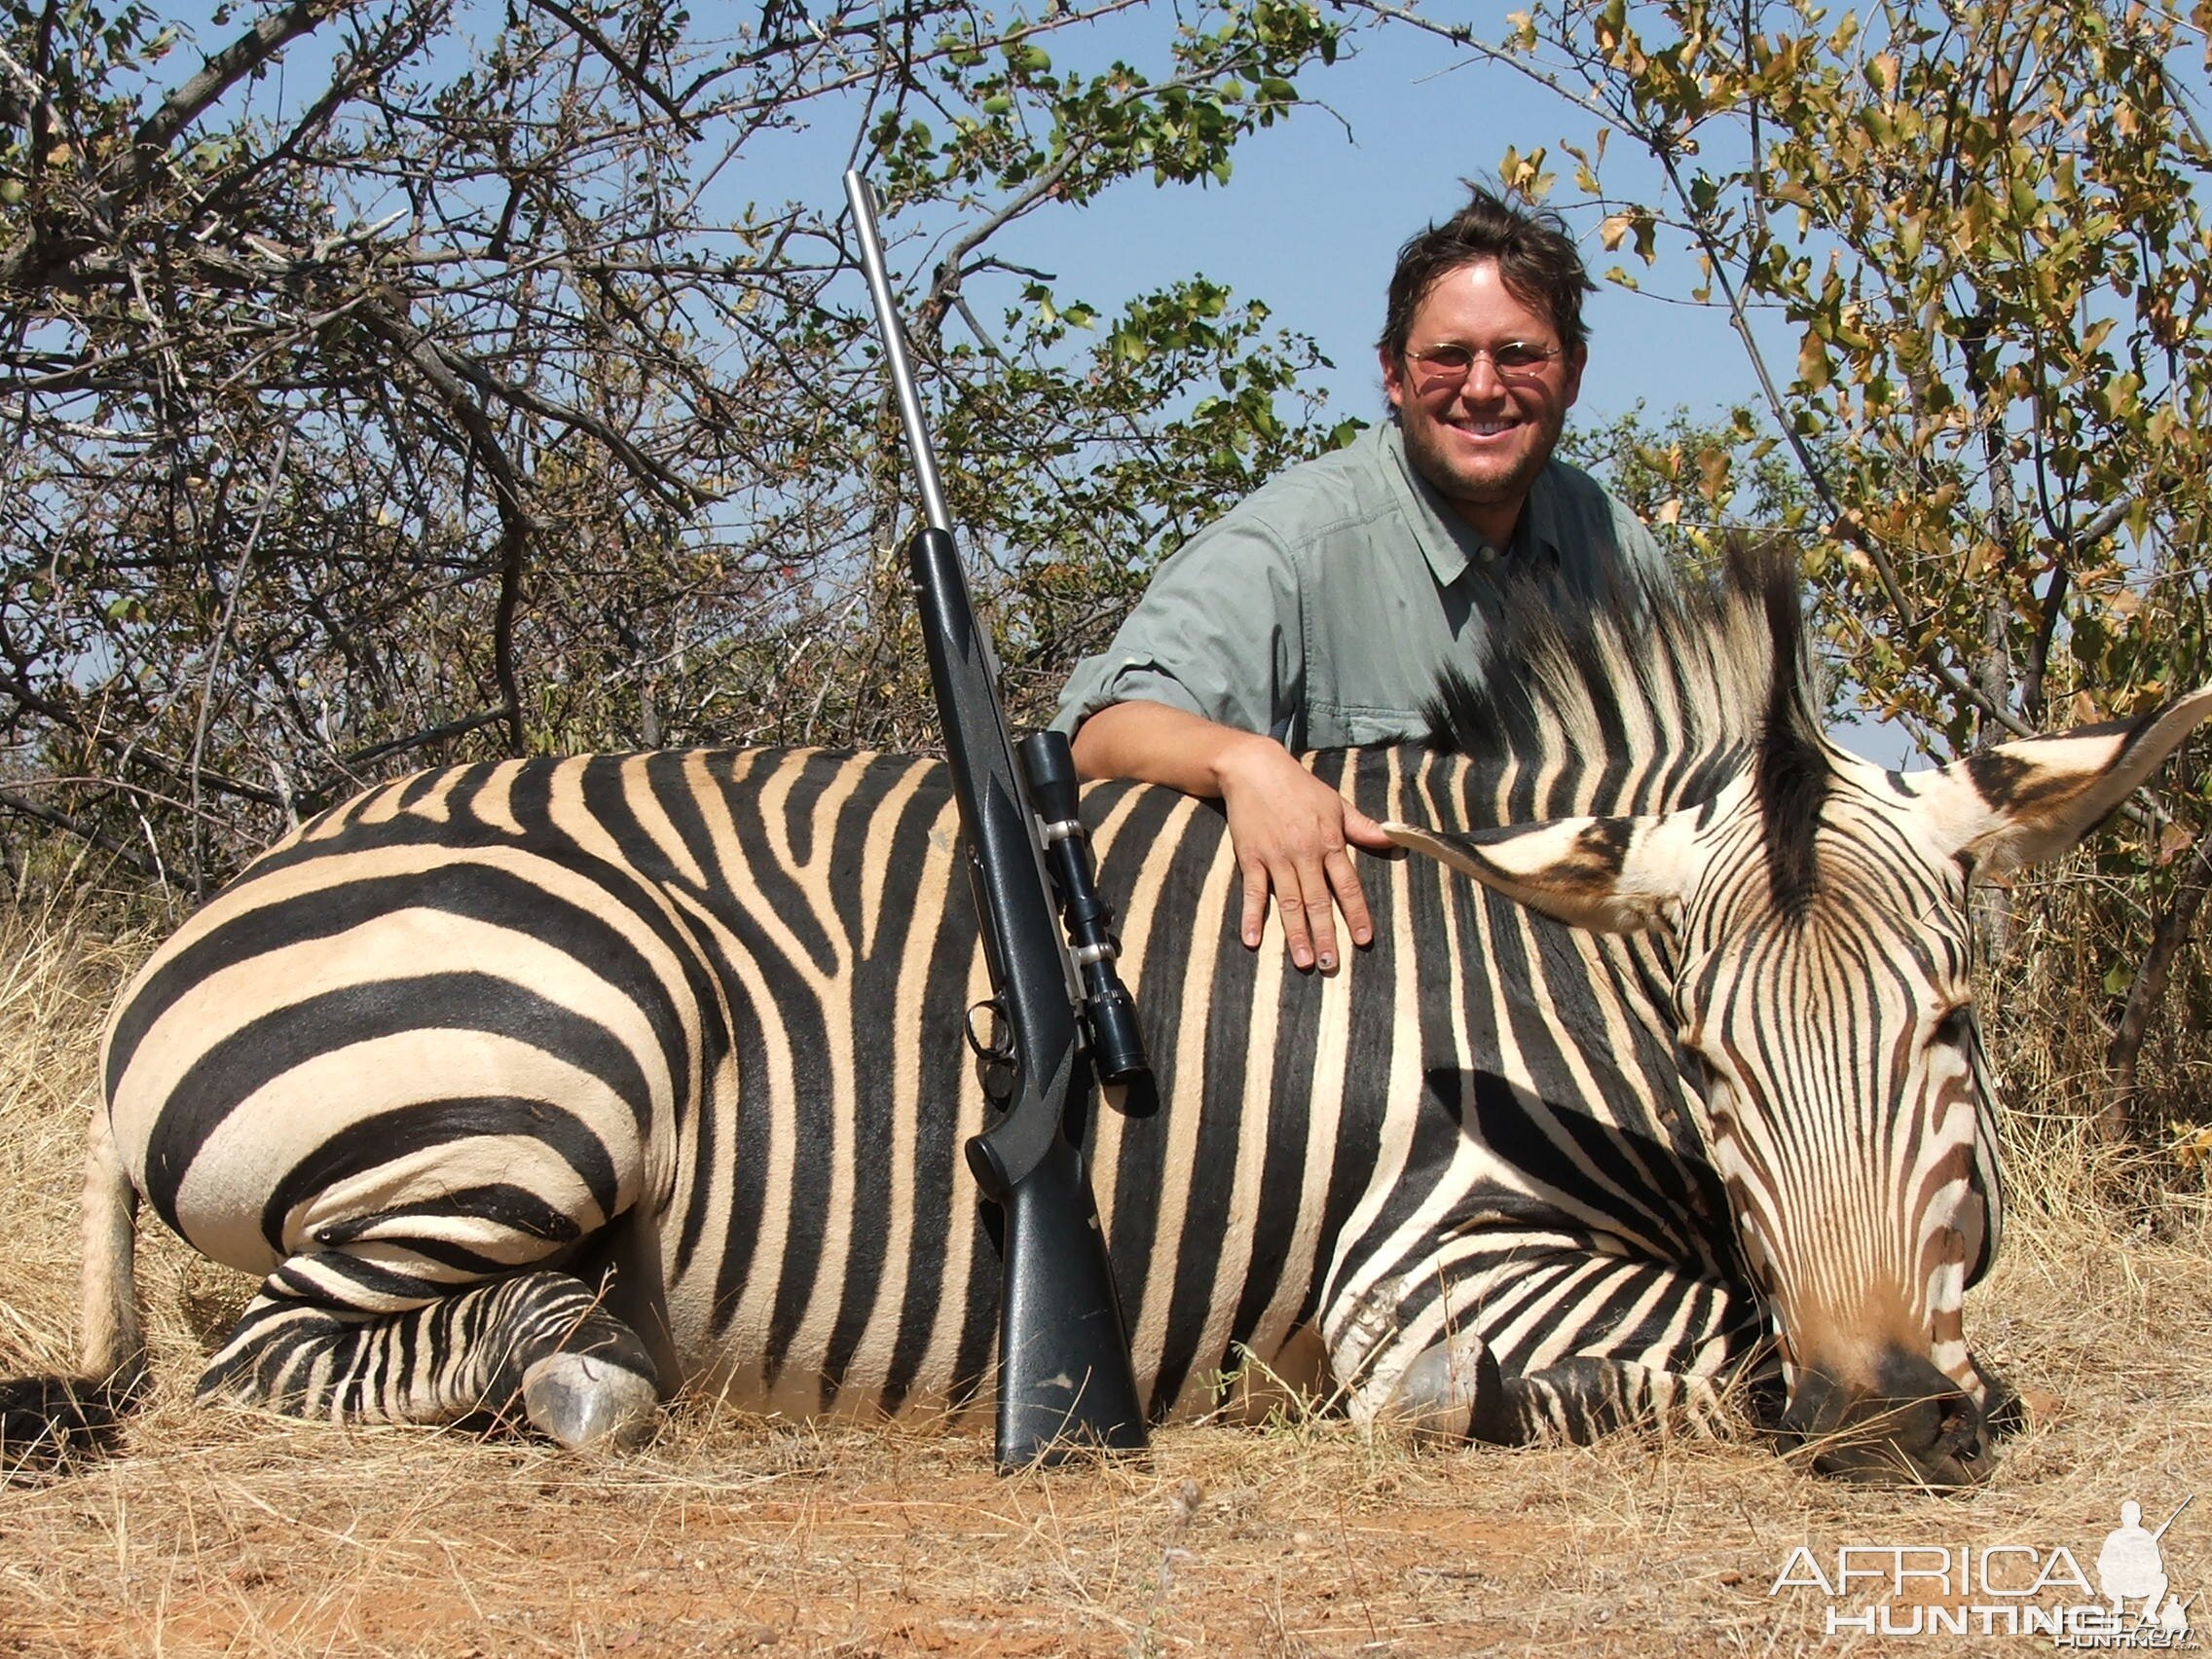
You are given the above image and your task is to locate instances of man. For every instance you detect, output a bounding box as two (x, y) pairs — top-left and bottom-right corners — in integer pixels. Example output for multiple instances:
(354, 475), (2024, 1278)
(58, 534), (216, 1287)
(1053, 186), (1671, 974)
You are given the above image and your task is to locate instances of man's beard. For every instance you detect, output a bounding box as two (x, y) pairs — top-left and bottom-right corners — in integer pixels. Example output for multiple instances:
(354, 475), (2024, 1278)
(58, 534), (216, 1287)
(1397, 406), (1563, 532)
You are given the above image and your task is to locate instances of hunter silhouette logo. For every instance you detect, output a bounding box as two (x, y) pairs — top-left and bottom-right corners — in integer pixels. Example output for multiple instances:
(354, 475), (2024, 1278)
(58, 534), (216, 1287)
(1770, 1495), (2197, 1644)
(2098, 1500), (2193, 1639)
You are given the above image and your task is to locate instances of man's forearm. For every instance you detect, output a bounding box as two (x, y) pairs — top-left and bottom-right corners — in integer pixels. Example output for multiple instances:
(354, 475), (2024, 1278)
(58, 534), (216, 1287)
(1070, 696), (1389, 971)
(1068, 700), (1272, 795)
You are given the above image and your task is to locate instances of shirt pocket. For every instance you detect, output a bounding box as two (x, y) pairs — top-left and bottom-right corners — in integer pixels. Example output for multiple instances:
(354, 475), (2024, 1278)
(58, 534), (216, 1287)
(1311, 702), (1430, 748)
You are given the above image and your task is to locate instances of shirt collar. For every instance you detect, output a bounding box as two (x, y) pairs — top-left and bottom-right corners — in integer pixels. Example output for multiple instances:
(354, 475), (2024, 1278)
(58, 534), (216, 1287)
(1376, 419), (1564, 587)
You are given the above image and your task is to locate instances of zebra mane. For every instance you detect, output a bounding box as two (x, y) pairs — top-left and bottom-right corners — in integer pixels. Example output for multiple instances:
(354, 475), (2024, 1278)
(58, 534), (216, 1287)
(1420, 542), (1830, 910)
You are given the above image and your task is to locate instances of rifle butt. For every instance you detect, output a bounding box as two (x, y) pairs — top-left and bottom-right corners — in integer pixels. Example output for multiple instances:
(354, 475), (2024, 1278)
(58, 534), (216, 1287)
(982, 1131), (1148, 1470)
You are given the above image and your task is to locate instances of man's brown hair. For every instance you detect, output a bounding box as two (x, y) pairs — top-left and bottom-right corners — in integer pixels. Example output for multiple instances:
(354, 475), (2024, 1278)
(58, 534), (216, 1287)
(1379, 185), (1596, 361)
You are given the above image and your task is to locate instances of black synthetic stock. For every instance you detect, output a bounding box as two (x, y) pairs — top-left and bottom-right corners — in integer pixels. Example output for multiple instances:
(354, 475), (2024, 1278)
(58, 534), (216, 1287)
(908, 529), (1078, 1189)
(990, 1124), (1149, 1464)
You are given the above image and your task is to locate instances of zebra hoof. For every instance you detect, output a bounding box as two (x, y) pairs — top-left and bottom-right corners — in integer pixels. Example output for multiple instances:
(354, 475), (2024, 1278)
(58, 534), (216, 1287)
(1386, 1336), (1511, 1447)
(521, 1352), (660, 1452)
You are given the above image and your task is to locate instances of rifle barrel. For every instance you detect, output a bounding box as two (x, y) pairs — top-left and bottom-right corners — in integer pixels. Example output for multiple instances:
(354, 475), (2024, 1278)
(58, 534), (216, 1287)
(843, 169), (953, 535)
(2154, 1495), (2194, 1540)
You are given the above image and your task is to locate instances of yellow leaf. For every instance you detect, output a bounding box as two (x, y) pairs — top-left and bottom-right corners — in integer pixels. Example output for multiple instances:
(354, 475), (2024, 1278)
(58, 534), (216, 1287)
(1797, 331), (1831, 391)
(2169, 1122), (2212, 1170)
(1600, 212), (1633, 251)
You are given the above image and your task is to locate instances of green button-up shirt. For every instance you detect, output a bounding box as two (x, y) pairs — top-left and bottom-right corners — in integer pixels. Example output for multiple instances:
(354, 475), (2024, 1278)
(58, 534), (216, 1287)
(1052, 420), (1672, 751)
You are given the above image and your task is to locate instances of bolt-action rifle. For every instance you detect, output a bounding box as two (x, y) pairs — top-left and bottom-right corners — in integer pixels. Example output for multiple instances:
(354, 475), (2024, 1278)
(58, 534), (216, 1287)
(844, 169), (1149, 1471)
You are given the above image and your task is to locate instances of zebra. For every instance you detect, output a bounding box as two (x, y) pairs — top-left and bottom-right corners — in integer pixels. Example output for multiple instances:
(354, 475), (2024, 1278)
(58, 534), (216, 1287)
(6, 548), (2206, 1486)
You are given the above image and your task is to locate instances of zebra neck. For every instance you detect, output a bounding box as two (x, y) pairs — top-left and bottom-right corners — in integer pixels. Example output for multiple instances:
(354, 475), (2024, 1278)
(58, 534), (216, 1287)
(1318, 743), (1751, 832)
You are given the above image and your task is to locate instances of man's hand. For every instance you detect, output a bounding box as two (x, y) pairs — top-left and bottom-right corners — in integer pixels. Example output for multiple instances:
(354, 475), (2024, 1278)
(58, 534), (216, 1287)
(1068, 701), (1394, 972)
(1212, 736), (1393, 971)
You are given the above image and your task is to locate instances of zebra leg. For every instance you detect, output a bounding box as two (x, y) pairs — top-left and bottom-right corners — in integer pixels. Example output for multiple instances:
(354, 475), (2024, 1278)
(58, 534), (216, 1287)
(1381, 1327), (1518, 1445)
(1387, 1333), (1732, 1447)
(1503, 1357), (1732, 1443)
(196, 1262), (660, 1450)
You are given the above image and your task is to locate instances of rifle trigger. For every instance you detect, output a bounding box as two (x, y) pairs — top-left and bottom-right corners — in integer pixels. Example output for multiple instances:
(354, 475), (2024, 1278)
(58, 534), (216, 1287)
(965, 998), (1014, 1063)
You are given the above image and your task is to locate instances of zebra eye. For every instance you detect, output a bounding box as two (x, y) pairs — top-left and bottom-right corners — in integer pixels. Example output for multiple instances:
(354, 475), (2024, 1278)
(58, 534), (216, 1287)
(1930, 1004), (1974, 1050)
(1677, 1038), (1719, 1091)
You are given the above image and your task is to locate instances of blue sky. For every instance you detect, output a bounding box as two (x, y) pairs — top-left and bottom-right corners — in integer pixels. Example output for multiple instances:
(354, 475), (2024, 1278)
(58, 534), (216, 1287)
(974, 16), (1770, 437)
(213, 1), (1766, 438)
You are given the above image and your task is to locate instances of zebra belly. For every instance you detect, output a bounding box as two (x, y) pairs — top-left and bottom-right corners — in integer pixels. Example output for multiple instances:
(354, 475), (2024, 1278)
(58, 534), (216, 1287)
(614, 758), (1353, 1422)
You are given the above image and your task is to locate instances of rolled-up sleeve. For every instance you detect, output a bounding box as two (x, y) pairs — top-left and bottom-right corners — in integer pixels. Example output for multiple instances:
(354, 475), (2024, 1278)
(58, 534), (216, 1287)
(1051, 512), (1304, 741)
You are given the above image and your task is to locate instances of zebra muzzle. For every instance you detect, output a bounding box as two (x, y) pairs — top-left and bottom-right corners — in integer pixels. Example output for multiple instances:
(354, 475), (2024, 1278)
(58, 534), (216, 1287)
(1777, 1349), (1994, 1490)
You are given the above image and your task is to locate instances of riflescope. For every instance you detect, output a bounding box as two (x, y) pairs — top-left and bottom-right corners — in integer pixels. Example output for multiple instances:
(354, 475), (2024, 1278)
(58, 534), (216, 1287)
(1017, 731), (1150, 1086)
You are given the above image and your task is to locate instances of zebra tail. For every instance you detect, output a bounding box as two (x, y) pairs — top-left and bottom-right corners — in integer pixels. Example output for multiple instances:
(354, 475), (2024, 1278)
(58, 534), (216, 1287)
(2, 1109), (149, 1479)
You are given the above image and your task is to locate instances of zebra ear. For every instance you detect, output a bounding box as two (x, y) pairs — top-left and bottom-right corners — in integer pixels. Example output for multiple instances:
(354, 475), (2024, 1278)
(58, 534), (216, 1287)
(1382, 810), (1700, 935)
(1915, 684), (2212, 877)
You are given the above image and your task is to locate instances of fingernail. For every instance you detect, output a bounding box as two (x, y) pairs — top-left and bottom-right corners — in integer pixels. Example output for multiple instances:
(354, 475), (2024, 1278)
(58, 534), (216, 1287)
(1317, 951), (1336, 973)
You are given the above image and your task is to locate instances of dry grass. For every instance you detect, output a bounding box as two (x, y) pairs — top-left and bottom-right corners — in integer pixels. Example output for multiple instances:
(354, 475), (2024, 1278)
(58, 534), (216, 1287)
(3, 907), (2211, 1657)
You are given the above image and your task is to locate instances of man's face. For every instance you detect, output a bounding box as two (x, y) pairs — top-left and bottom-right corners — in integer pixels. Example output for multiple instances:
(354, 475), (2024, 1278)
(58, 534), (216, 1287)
(1380, 259), (1584, 542)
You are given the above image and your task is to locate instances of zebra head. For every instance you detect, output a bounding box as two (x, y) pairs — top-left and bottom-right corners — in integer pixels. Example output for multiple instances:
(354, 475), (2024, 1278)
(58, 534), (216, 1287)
(1388, 564), (2212, 1487)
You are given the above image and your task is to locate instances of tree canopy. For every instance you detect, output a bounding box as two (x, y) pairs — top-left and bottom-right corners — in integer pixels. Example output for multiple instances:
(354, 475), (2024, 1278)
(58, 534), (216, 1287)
(5, 0), (2209, 1130)
(1, 0), (1352, 894)
(1440, 0), (2212, 1131)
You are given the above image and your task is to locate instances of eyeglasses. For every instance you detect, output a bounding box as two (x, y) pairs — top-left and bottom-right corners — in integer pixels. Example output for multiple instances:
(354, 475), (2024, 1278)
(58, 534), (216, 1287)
(1405, 341), (1567, 387)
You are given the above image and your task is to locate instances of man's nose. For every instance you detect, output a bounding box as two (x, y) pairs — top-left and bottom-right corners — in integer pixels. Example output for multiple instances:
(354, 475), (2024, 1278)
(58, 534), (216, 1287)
(1455, 355), (1510, 400)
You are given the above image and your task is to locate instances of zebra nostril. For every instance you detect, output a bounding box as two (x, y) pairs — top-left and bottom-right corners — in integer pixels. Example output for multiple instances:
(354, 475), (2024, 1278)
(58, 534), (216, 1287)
(1937, 1392), (1991, 1462)
(1777, 1352), (1999, 1485)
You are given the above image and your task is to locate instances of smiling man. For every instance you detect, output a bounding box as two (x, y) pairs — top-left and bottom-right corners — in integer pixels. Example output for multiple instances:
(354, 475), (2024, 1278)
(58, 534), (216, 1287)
(1053, 187), (1672, 973)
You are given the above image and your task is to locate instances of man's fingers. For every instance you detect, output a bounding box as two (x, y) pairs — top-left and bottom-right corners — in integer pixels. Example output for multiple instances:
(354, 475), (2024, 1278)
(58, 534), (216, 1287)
(1239, 861), (1271, 949)
(1238, 846), (1318, 966)
(1273, 867), (1317, 968)
(1342, 801), (1398, 851)
(1296, 858), (1341, 972)
(1326, 846), (1374, 950)
(1219, 756), (1385, 969)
